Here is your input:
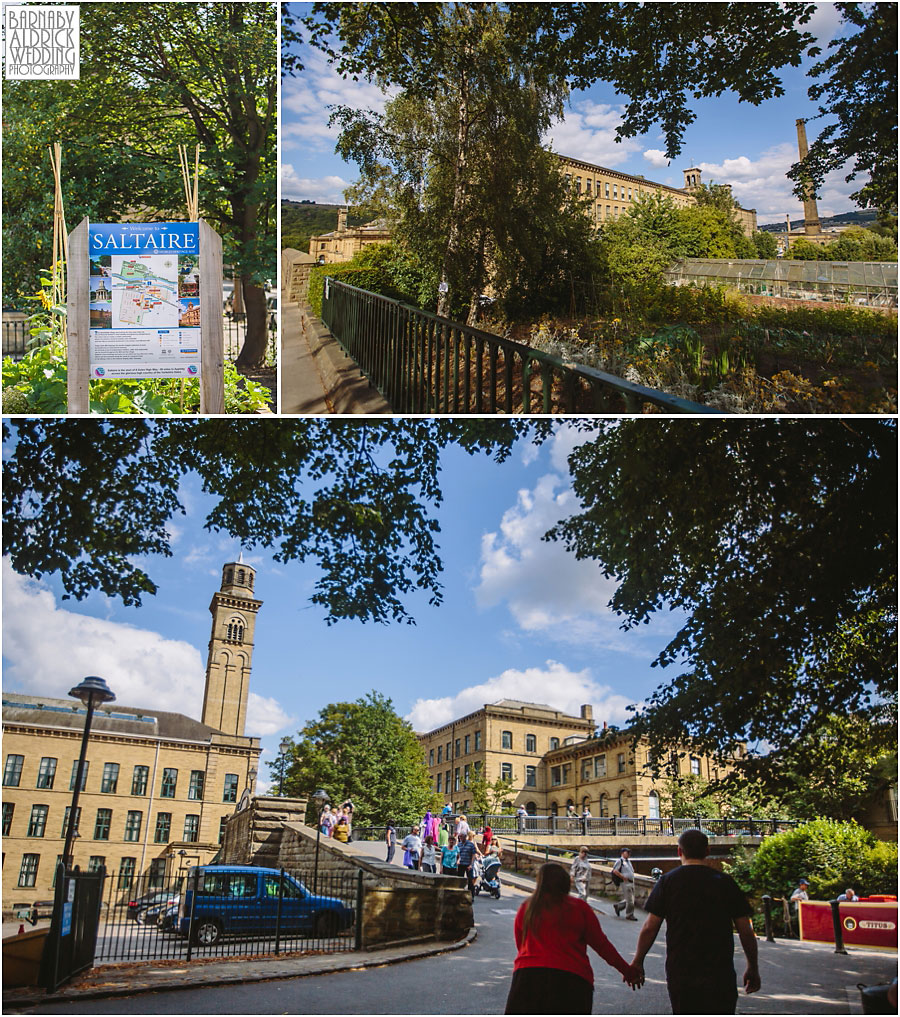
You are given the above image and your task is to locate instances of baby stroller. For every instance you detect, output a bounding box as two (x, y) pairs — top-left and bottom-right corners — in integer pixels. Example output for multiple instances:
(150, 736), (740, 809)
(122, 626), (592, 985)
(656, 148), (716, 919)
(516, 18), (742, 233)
(475, 854), (502, 898)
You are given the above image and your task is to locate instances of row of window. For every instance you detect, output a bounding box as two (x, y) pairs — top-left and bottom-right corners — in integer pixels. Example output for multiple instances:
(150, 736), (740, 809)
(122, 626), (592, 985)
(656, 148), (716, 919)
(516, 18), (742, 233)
(18, 853), (191, 890)
(2, 801), (213, 844)
(434, 761), (537, 795)
(427, 729), (581, 768)
(3, 755), (241, 803)
(565, 173), (642, 202)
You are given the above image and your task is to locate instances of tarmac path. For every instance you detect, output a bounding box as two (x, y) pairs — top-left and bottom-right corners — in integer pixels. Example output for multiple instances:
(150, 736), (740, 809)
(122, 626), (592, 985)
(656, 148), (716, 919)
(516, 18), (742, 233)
(8, 842), (895, 1015)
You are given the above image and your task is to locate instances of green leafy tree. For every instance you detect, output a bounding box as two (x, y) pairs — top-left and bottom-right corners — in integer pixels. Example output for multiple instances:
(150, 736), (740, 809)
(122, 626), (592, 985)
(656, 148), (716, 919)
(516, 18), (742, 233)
(545, 419), (897, 778)
(465, 770), (517, 816)
(297, 4), (818, 162)
(281, 692), (437, 826)
(787, 3), (897, 217)
(2, 2), (276, 368)
(1, 418), (527, 614)
(785, 237), (825, 260)
(748, 820), (897, 899)
(753, 232), (779, 259)
(326, 4), (585, 322)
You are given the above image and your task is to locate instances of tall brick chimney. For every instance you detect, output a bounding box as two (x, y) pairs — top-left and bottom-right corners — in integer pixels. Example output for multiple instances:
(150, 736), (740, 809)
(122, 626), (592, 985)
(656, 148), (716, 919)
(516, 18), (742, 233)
(337, 207), (348, 233)
(795, 119), (821, 235)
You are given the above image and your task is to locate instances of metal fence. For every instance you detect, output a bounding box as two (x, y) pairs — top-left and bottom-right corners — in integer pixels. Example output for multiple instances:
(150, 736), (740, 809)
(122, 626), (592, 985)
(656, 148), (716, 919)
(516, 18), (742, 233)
(320, 278), (717, 414)
(355, 814), (795, 844)
(93, 868), (359, 964)
(2, 313), (276, 365)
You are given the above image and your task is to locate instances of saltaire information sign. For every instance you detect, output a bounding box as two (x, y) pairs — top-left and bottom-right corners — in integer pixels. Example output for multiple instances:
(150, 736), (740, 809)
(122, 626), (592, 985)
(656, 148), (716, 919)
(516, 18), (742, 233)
(89, 222), (202, 379)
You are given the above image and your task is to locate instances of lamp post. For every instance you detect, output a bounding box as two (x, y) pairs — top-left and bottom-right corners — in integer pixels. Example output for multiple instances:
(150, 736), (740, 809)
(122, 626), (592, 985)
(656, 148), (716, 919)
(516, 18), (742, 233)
(248, 766), (257, 794)
(312, 789), (330, 895)
(62, 676), (115, 868)
(278, 738), (291, 796)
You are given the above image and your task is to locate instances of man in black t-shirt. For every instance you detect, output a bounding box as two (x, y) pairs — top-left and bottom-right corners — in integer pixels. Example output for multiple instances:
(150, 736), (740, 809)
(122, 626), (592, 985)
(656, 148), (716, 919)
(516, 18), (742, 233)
(631, 829), (760, 1014)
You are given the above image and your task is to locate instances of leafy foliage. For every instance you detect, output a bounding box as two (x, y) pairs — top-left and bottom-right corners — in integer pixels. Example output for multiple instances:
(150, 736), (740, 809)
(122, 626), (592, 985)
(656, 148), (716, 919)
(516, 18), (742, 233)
(784, 226), (897, 262)
(748, 820), (897, 899)
(2, 419), (527, 616)
(280, 691), (438, 826)
(465, 770), (518, 815)
(307, 243), (432, 318)
(787, 3), (897, 216)
(2, 2), (276, 367)
(545, 420), (897, 773)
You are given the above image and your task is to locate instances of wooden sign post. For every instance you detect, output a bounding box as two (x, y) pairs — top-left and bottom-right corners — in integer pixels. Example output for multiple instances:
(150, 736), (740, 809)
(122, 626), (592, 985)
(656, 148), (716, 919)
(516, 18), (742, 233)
(66, 217), (225, 414)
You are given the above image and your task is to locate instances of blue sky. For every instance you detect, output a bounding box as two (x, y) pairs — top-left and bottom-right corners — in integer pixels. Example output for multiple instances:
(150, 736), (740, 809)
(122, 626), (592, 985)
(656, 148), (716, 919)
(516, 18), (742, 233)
(3, 427), (681, 793)
(281, 2), (861, 226)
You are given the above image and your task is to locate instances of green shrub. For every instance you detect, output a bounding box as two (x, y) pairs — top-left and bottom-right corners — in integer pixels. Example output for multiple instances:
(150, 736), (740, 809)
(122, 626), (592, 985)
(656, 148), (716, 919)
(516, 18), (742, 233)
(748, 820), (895, 900)
(307, 242), (433, 317)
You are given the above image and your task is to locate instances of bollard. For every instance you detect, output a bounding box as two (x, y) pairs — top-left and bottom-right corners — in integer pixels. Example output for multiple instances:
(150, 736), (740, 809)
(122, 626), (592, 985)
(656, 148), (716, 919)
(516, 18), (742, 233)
(830, 899), (848, 955)
(761, 895), (775, 942)
(18, 924), (25, 935)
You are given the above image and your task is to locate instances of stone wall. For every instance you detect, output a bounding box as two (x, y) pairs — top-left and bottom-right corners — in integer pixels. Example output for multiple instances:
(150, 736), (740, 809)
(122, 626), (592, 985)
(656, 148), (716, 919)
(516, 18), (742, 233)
(219, 796), (309, 867)
(277, 823), (473, 949)
(500, 845), (657, 908)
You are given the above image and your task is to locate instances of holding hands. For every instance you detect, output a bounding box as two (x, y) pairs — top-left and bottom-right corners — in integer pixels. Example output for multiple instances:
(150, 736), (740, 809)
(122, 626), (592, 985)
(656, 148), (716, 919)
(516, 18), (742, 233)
(623, 962), (645, 990)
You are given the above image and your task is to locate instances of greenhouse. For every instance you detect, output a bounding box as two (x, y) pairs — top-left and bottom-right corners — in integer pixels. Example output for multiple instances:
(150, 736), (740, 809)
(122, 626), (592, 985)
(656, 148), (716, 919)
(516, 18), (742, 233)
(663, 258), (898, 308)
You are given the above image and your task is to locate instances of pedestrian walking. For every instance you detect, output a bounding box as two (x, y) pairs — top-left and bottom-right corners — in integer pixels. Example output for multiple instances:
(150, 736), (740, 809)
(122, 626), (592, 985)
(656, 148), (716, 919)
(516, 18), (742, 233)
(438, 821), (450, 850)
(441, 834), (460, 875)
(571, 846), (592, 902)
(631, 829), (760, 1015)
(401, 825), (422, 869)
(505, 862), (643, 1014)
(421, 835), (437, 873)
(456, 832), (481, 898)
(385, 819), (396, 864)
(612, 847), (637, 920)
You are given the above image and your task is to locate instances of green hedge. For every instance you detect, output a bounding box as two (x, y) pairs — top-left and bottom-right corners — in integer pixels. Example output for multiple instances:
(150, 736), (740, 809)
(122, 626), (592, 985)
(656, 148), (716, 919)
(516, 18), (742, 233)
(747, 820), (897, 900)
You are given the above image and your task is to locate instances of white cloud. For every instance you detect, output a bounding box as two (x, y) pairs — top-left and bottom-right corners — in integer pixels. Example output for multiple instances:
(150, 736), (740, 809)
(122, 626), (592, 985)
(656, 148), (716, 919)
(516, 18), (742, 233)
(548, 98), (642, 166)
(246, 693), (294, 737)
(406, 660), (634, 732)
(697, 142), (860, 223)
(281, 164), (350, 204)
(2, 560), (291, 738)
(643, 149), (670, 169)
(282, 48), (395, 155)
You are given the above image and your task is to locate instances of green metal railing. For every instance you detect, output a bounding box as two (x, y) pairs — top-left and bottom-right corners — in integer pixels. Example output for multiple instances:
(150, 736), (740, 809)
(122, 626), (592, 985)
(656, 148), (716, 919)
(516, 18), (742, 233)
(320, 279), (720, 415)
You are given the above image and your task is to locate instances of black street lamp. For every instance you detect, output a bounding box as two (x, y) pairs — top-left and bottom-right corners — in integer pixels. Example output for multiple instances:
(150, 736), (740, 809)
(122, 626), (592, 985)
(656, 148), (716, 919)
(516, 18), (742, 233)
(62, 676), (115, 868)
(278, 737), (291, 796)
(312, 789), (330, 894)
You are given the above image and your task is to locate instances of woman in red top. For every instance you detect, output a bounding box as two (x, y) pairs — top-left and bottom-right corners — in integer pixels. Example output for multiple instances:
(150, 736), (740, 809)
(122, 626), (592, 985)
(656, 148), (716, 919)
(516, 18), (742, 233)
(505, 862), (643, 1014)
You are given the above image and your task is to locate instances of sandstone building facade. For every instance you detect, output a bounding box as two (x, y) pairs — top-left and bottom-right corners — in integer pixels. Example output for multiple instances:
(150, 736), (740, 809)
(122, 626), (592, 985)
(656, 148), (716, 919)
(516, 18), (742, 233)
(557, 155), (758, 237)
(1, 560), (262, 905)
(308, 208), (392, 265)
(418, 700), (730, 818)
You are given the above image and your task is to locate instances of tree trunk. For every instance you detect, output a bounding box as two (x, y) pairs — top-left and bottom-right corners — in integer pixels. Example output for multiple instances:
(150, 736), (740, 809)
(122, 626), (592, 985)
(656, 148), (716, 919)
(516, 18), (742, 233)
(236, 279), (268, 370)
(437, 51), (473, 319)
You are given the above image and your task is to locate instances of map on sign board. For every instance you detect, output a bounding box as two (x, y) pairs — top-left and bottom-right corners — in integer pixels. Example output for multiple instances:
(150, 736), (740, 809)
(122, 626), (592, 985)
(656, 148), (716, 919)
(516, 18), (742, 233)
(89, 223), (201, 379)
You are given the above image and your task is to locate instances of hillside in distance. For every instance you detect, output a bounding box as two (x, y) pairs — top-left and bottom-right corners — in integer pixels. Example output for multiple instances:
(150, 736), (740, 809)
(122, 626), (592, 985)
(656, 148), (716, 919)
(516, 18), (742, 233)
(759, 209), (880, 232)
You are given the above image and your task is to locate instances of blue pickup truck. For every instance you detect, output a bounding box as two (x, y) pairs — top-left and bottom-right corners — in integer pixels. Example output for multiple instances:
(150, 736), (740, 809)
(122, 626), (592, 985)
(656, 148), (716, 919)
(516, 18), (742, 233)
(177, 865), (355, 946)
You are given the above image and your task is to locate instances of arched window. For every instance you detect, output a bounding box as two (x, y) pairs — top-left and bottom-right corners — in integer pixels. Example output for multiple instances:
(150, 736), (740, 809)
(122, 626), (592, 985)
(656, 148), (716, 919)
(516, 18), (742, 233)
(226, 618), (244, 643)
(582, 795), (591, 812)
(525, 801), (537, 815)
(648, 791), (660, 820)
(598, 793), (606, 818)
(550, 801), (559, 816)
(618, 790), (627, 816)
(237, 569), (246, 585)
(225, 568), (233, 584)
(526, 733), (536, 753)
(248, 572), (254, 590)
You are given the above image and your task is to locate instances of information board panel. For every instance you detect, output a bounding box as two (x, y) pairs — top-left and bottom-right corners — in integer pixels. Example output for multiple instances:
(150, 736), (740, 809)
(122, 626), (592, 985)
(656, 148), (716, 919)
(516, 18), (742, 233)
(89, 222), (201, 379)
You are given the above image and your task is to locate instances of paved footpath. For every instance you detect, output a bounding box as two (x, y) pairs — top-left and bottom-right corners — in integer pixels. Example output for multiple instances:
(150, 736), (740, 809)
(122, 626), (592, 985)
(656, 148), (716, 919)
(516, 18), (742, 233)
(5, 843), (895, 1014)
